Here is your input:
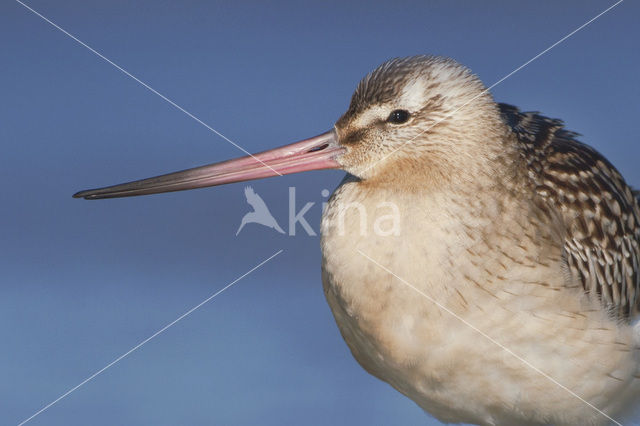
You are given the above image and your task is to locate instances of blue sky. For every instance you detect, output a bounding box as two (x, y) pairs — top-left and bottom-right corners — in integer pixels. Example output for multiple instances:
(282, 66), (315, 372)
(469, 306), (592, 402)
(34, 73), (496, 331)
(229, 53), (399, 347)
(2, 1), (639, 425)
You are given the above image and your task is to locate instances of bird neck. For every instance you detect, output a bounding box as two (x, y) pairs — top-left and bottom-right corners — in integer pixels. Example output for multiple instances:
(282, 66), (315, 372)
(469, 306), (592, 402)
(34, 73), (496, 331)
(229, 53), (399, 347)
(362, 132), (520, 196)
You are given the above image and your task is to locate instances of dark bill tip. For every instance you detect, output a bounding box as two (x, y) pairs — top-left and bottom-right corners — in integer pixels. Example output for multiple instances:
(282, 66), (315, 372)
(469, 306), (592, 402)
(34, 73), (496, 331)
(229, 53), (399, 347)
(73, 130), (343, 200)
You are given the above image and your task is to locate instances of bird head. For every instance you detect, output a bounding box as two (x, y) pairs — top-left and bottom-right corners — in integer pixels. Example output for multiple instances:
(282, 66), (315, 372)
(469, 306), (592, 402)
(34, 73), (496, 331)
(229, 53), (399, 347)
(74, 56), (508, 200)
(335, 56), (508, 188)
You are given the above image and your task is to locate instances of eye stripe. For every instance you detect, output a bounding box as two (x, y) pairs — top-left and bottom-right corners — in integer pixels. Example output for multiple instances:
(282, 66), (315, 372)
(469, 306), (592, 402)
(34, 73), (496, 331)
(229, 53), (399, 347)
(341, 128), (368, 145)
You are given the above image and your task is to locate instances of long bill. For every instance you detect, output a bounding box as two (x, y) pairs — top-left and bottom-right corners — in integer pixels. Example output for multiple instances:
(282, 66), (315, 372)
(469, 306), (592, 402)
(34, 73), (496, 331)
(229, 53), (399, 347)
(73, 130), (343, 200)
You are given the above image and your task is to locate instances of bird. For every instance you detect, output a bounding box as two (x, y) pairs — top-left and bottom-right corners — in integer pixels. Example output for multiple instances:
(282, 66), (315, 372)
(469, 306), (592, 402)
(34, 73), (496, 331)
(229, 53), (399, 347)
(236, 185), (285, 235)
(74, 55), (640, 425)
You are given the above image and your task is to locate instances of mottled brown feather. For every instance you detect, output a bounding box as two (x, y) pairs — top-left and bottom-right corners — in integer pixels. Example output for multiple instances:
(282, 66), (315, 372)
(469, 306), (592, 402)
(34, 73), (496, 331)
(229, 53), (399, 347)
(500, 103), (640, 320)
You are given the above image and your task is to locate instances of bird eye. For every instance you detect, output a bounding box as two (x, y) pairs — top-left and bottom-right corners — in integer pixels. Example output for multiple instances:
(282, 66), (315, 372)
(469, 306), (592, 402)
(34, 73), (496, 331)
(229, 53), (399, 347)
(387, 109), (410, 124)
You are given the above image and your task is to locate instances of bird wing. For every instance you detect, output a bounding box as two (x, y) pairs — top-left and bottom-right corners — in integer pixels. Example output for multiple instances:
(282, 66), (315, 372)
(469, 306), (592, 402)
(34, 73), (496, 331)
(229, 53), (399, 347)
(244, 185), (256, 202)
(244, 185), (270, 211)
(499, 103), (640, 320)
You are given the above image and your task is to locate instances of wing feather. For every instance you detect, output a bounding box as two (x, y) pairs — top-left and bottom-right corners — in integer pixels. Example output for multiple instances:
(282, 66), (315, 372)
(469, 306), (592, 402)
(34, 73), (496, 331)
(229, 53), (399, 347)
(500, 103), (640, 320)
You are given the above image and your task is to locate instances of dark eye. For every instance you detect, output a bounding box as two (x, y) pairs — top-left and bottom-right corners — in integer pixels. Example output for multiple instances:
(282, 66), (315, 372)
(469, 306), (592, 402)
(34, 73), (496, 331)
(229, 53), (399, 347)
(387, 109), (410, 124)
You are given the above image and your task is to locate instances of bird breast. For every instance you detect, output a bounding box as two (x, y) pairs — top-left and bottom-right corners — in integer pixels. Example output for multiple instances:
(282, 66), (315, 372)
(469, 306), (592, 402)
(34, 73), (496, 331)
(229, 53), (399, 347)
(319, 175), (640, 425)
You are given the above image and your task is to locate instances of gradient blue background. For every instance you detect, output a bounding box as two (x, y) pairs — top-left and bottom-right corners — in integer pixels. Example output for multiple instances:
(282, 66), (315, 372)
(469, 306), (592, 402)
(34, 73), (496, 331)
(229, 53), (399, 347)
(2, 1), (639, 425)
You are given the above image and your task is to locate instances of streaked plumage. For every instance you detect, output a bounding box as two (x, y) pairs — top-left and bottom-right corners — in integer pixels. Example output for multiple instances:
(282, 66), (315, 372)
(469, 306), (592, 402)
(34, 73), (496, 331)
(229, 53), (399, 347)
(74, 55), (640, 425)
(320, 56), (640, 425)
(501, 103), (640, 320)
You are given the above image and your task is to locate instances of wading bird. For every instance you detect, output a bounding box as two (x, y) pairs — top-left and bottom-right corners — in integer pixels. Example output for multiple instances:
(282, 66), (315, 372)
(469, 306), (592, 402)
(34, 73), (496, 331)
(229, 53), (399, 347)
(75, 56), (640, 425)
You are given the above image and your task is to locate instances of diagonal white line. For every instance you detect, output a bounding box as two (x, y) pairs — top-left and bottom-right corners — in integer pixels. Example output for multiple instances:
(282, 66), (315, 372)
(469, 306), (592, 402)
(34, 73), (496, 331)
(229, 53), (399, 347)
(14, 0), (282, 176)
(357, 249), (622, 426)
(17, 249), (284, 426)
(481, 0), (623, 98)
(360, 0), (624, 175)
